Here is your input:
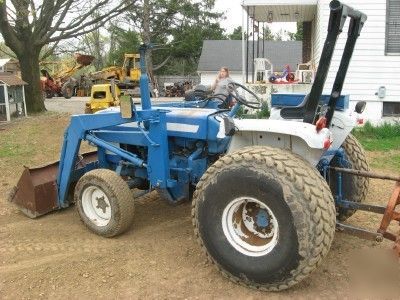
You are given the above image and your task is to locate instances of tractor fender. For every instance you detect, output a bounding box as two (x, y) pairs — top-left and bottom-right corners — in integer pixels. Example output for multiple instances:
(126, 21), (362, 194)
(270, 108), (357, 152)
(227, 119), (331, 166)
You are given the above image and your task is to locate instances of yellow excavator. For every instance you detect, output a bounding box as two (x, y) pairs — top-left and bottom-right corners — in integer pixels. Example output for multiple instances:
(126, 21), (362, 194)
(89, 53), (141, 88)
(85, 53), (157, 113)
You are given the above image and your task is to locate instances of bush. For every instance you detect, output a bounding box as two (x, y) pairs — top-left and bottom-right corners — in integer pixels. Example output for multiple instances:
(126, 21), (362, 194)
(352, 121), (400, 151)
(235, 101), (270, 119)
(353, 121), (400, 139)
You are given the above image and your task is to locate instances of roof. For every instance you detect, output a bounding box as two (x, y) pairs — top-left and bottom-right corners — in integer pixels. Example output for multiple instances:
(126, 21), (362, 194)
(198, 40), (302, 73)
(0, 73), (27, 86)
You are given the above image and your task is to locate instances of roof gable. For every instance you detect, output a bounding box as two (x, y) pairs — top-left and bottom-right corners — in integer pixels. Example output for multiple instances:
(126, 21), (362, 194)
(0, 74), (27, 86)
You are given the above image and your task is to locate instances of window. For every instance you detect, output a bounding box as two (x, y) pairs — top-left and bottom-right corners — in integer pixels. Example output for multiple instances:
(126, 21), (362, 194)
(383, 102), (400, 116)
(93, 91), (106, 99)
(386, 0), (400, 55)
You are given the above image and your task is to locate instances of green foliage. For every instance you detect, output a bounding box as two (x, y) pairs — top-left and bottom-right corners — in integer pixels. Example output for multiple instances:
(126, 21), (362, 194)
(288, 22), (303, 41)
(125, 0), (224, 75)
(352, 121), (400, 151)
(262, 25), (274, 41)
(157, 22), (226, 75)
(235, 102), (270, 119)
(229, 26), (244, 40)
(107, 27), (141, 66)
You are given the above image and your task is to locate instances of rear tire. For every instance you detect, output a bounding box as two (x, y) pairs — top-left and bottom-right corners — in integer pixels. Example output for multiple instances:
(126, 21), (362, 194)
(75, 169), (134, 237)
(62, 83), (74, 99)
(330, 134), (370, 221)
(192, 146), (336, 291)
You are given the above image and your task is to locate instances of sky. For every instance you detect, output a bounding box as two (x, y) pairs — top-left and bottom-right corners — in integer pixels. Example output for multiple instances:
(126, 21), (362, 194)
(214, 0), (296, 37)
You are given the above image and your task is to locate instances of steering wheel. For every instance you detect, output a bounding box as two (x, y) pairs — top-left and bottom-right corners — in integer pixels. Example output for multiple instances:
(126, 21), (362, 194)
(227, 82), (262, 109)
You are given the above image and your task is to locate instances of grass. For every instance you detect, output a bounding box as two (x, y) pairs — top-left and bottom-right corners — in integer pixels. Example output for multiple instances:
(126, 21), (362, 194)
(352, 121), (400, 151)
(352, 121), (400, 171)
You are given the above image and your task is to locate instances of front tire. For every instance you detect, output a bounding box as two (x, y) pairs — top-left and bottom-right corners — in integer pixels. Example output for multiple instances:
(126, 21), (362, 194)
(192, 146), (336, 291)
(75, 169), (134, 237)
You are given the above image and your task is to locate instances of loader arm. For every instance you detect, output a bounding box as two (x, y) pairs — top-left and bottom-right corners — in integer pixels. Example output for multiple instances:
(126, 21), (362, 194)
(56, 108), (171, 208)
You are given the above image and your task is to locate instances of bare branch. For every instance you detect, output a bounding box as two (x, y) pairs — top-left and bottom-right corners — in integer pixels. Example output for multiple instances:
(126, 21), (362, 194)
(0, 2), (22, 54)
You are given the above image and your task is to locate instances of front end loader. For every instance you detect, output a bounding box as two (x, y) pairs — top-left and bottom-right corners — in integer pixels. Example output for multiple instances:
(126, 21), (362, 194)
(9, 0), (400, 291)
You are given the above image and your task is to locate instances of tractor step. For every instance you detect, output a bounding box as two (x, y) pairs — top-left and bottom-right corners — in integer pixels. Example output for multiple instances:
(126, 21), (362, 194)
(8, 152), (98, 218)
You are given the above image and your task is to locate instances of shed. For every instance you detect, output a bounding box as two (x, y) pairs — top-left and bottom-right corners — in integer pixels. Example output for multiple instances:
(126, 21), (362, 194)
(0, 73), (28, 122)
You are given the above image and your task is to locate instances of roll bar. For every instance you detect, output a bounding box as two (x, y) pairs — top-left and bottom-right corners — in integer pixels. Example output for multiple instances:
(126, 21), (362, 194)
(303, 0), (367, 125)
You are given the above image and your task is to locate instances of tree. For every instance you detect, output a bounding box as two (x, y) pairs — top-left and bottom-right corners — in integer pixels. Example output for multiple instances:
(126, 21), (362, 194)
(158, 22), (226, 75)
(81, 29), (108, 71)
(229, 26), (244, 40)
(288, 22), (304, 41)
(107, 26), (141, 66)
(0, 0), (134, 113)
(262, 25), (274, 41)
(128, 0), (223, 77)
(274, 29), (284, 41)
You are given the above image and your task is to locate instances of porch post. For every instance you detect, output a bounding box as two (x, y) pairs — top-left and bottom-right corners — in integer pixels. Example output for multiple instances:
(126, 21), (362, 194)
(22, 85), (28, 117)
(4, 85), (10, 122)
(242, 5), (246, 84)
(246, 6), (249, 83)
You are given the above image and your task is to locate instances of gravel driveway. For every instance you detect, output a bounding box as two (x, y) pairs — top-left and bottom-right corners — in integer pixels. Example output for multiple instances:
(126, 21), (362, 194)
(45, 96), (183, 114)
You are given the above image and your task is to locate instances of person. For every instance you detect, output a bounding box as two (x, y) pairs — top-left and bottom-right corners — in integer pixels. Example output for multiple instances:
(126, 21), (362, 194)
(210, 67), (233, 96)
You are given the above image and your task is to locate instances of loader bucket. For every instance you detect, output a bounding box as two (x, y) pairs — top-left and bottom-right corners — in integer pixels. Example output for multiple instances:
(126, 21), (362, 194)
(75, 53), (95, 66)
(9, 152), (98, 218)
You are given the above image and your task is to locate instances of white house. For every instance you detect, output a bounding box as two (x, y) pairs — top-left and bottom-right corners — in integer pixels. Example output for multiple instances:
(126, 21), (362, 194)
(241, 0), (400, 123)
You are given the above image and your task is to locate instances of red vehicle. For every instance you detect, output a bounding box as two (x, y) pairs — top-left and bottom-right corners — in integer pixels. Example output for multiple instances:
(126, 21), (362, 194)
(40, 53), (94, 99)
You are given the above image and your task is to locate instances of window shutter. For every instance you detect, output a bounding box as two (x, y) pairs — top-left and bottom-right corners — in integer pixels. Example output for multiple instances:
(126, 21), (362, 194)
(386, 0), (400, 54)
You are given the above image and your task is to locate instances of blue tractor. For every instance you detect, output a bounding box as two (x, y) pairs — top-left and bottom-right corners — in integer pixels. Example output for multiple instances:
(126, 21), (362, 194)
(10, 1), (400, 291)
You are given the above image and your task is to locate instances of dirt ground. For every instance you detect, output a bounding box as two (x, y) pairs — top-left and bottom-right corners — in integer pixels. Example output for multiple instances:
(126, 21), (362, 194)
(1, 114), (399, 299)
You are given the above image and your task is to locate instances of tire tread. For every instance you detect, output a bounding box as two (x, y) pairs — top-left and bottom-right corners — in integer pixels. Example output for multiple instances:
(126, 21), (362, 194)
(192, 146), (336, 291)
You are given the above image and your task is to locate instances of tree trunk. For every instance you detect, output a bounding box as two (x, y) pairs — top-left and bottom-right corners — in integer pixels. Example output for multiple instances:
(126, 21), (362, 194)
(18, 50), (46, 113)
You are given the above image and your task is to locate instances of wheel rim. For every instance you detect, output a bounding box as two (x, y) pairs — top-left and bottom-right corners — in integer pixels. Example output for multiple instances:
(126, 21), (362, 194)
(81, 186), (112, 226)
(222, 197), (279, 257)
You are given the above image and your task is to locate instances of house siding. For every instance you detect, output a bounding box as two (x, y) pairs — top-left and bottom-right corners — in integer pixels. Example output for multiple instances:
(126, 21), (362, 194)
(199, 71), (246, 85)
(313, 0), (400, 123)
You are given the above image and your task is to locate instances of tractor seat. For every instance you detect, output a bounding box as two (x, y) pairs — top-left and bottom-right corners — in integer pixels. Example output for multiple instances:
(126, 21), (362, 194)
(279, 94), (310, 119)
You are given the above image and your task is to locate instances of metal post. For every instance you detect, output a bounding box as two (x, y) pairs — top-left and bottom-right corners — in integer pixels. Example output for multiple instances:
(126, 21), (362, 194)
(263, 23), (265, 57)
(257, 21), (260, 58)
(242, 5), (246, 84)
(22, 85), (27, 117)
(252, 8), (255, 83)
(4, 84), (10, 122)
(246, 6), (249, 83)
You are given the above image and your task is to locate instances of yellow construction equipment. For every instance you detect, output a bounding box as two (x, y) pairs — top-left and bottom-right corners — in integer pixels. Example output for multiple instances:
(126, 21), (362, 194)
(84, 83), (121, 114)
(89, 53), (141, 88)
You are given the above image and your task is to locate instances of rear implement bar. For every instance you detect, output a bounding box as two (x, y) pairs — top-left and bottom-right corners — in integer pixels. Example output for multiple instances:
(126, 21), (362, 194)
(332, 167), (400, 256)
(330, 167), (400, 182)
